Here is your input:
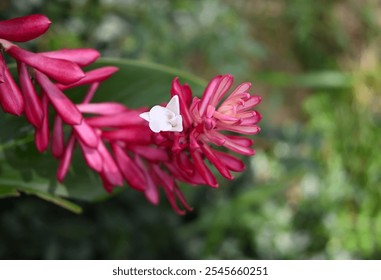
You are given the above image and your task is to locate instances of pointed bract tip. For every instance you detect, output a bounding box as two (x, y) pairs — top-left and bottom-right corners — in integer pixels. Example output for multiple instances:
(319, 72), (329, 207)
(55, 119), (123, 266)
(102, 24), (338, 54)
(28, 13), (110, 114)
(0, 14), (51, 42)
(41, 48), (100, 67)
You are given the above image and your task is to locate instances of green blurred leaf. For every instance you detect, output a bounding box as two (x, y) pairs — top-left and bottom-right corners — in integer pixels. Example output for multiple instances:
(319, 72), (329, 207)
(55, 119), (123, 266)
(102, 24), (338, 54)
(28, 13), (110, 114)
(0, 185), (19, 198)
(0, 59), (205, 211)
(23, 189), (83, 214)
(256, 71), (352, 89)
(293, 71), (352, 89)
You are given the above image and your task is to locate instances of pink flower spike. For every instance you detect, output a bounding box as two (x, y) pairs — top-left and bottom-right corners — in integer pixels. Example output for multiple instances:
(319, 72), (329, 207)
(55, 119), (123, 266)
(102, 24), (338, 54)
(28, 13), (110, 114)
(73, 120), (99, 148)
(5, 44), (85, 84)
(174, 152), (194, 175)
(152, 164), (175, 191)
(111, 142), (146, 191)
(97, 141), (124, 186)
(238, 112), (262, 125)
(165, 160), (205, 185)
(40, 48), (100, 67)
(18, 63), (43, 127)
(0, 14), (51, 42)
(222, 137), (255, 156)
(198, 75), (222, 117)
(170, 77), (193, 127)
(0, 57), (24, 116)
(0, 55), (5, 83)
(151, 164), (188, 215)
(51, 115), (64, 158)
(135, 156), (160, 205)
(76, 102), (127, 115)
(214, 151), (245, 172)
(217, 121), (260, 135)
(203, 130), (254, 155)
(200, 144), (233, 180)
(229, 82), (252, 97)
(58, 67), (119, 90)
(57, 135), (76, 182)
(237, 95), (261, 109)
(78, 140), (103, 172)
(101, 127), (151, 144)
(170, 77), (192, 106)
(213, 110), (238, 122)
(35, 71), (82, 125)
(86, 111), (146, 127)
(191, 150), (218, 188)
(0, 77), (23, 116)
(34, 93), (49, 153)
(209, 74), (234, 107)
(129, 145), (169, 162)
(225, 135), (253, 147)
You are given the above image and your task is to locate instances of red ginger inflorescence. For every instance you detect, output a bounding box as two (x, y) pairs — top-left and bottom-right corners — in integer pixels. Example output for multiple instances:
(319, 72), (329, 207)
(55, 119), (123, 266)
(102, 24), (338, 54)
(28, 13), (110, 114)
(0, 14), (261, 214)
(71, 75), (262, 214)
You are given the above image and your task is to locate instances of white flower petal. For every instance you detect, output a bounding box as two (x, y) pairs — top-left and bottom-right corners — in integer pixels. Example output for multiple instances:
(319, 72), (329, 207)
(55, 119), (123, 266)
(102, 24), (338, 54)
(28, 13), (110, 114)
(168, 115), (183, 132)
(150, 105), (174, 120)
(149, 119), (163, 133)
(139, 96), (184, 133)
(139, 112), (151, 121)
(166, 95), (180, 115)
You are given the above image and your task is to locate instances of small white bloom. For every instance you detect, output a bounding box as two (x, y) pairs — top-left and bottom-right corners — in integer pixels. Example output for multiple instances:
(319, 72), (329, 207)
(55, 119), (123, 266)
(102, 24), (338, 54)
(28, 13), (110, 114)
(139, 95), (183, 133)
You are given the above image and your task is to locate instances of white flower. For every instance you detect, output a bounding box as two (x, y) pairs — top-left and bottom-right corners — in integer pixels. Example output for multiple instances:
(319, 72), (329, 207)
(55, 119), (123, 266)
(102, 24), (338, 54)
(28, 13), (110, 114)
(139, 95), (183, 133)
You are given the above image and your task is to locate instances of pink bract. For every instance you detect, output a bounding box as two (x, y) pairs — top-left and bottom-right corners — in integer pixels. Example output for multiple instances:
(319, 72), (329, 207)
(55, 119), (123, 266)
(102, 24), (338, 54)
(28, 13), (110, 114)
(0, 14), (51, 42)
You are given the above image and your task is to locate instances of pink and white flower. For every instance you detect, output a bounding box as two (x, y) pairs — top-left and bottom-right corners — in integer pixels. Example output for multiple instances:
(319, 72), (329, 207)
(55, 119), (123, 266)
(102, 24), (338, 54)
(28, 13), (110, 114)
(158, 74), (262, 188)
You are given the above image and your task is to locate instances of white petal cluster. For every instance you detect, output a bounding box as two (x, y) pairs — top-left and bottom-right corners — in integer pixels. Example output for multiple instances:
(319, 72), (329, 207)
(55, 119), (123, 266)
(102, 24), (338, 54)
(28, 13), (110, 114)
(139, 95), (183, 133)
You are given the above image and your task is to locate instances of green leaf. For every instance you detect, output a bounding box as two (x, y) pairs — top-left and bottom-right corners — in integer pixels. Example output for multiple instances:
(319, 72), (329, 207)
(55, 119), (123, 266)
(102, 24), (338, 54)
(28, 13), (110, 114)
(0, 59), (205, 211)
(293, 71), (352, 89)
(83, 59), (206, 107)
(0, 185), (19, 198)
(255, 71), (352, 89)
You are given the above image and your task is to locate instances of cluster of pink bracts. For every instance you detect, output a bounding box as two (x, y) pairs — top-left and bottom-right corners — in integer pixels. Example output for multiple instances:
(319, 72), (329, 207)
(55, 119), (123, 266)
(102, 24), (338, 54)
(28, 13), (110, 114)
(0, 15), (261, 214)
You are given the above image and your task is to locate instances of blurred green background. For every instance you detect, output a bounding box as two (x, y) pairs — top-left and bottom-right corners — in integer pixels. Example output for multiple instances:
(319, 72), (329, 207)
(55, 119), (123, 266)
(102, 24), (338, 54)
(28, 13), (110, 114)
(1, 0), (381, 259)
